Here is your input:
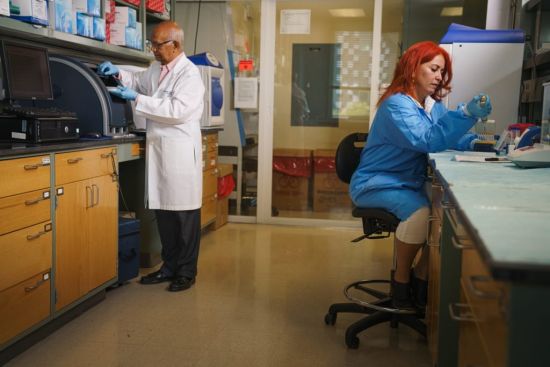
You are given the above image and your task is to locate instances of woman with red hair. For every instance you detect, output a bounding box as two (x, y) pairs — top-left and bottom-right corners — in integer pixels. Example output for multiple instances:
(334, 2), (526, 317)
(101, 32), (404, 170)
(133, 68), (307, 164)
(349, 41), (492, 310)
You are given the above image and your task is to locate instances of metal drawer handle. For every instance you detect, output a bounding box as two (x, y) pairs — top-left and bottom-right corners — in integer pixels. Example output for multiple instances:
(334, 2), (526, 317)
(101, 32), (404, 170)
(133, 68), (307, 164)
(23, 164), (39, 170)
(441, 200), (454, 209)
(25, 197), (45, 206)
(67, 157), (83, 164)
(451, 234), (474, 250)
(24, 279), (46, 292)
(467, 275), (503, 299)
(92, 184), (100, 206)
(26, 231), (46, 241)
(448, 303), (480, 322)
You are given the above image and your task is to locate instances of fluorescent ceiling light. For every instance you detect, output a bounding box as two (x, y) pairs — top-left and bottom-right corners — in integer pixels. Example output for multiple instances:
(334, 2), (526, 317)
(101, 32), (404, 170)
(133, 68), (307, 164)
(329, 8), (366, 18)
(440, 7), (463, 17)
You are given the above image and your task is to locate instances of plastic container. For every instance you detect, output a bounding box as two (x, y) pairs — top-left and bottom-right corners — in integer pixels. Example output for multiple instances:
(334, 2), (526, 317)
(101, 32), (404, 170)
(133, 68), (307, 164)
(118, 217), (140, 284)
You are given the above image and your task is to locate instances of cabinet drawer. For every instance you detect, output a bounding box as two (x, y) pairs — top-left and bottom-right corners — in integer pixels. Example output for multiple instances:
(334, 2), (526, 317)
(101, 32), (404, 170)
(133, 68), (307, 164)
(203, 168), (219, 198)
(0, 155), (50, 198)
(201, 194), (217, 227)
(0, 222), (52, 292)
(0, 272), (50, 345)
(0, 189), (51, 236)
(55, 147), (116, 185)
(461, 249), (508, 367)
(457, 289), (491, 367)
(203, 149), (217, 171)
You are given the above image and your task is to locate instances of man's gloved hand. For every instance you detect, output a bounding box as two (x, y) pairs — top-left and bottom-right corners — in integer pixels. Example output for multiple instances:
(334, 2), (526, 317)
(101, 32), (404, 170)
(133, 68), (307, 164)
(97, 61), (119, 77)
(109, 86), (137, 101)
(464, 93), (492, 119)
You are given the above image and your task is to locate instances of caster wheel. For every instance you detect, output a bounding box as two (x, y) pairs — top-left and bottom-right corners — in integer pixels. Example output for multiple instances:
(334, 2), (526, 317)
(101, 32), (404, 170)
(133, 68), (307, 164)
(324, 312), (337, 325)
(345, 335), (359, 349)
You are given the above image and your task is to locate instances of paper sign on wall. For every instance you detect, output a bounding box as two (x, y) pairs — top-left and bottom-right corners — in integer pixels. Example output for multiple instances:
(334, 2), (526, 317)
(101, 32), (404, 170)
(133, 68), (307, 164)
(280, 9), (311, 34)
(234, 77), (258, 109)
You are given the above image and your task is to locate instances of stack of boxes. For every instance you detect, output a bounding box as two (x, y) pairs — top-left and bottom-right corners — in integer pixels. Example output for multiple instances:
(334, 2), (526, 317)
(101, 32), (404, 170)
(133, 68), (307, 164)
(104, 0), (115, 43)
(73, 0), (104, 40)
(51, 0), (105, 40)
(9, 0), (48, 25)
(109, 6), (142, 50)
(312, 149), (352, 212)
(272, 148), (312, 211)
(5, 0), (142, 49)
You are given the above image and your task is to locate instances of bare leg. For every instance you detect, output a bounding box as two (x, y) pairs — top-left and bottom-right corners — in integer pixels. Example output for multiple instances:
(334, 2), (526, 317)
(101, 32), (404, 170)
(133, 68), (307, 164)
(413, 245), (429, 280)
(393, 237), (424, 283)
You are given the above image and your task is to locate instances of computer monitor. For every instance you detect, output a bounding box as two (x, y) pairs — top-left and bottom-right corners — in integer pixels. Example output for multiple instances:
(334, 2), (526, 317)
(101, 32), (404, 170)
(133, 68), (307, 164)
(0, 41), (53, 101)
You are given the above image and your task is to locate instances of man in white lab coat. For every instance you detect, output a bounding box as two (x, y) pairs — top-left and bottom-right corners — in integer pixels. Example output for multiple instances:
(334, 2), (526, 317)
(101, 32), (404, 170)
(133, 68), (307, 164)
(97, 21), (205, 292)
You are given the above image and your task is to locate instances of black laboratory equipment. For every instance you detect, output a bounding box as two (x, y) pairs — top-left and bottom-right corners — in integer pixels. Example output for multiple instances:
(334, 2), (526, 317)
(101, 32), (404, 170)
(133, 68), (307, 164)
(0, 41), (79, 143)
(43, 55), (134, 138)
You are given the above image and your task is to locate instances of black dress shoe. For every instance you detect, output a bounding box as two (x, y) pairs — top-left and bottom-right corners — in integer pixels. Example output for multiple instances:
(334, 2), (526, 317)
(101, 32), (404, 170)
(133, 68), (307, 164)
(168, 276), (195, 292)
(140, 270), (173, 285)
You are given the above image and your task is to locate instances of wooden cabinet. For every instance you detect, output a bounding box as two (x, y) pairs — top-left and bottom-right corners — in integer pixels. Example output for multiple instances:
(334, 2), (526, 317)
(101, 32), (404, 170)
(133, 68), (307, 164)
(426, 175), (443, 362)
(429, 198), (509, 367)
(0, 272), (51, 345)
(201, 132), (219, 227)
(0, 155), (52, 345)
(55, 147), (118, 311)
(458, 243), (508, 367)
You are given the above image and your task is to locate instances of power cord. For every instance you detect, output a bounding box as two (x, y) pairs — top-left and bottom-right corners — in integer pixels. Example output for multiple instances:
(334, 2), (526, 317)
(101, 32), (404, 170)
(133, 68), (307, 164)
(193, 0), (202, 55)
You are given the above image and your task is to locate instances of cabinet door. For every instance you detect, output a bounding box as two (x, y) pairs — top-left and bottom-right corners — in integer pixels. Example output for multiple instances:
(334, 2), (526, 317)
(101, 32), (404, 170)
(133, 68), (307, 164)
(55, 180), (89, 311)
(87, 174), (118, 291)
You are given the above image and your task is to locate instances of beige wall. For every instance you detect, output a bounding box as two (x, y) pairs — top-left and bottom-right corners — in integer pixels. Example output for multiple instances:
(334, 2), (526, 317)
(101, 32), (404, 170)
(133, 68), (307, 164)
(273, 1), (403, 151)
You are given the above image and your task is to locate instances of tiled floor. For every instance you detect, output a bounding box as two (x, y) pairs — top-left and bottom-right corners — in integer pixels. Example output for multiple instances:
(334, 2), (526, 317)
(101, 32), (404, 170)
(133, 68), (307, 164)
(7, 224), (430, 367)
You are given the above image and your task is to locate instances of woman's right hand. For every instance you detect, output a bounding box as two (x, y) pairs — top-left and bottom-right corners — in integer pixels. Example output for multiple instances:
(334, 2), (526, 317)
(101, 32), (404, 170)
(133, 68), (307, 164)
(465, 93), (492, 119)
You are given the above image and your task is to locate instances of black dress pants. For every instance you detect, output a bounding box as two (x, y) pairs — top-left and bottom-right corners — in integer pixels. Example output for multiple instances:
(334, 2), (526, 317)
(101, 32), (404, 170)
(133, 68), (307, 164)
(155, 208), (201, 279)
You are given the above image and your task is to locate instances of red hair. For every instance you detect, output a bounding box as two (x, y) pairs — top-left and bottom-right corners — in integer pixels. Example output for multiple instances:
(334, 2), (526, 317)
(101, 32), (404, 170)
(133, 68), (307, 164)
(378, 41), (452, 106)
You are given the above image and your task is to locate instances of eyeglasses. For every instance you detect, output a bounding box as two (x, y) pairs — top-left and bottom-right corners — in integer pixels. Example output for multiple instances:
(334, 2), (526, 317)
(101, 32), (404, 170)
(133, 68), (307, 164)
(151, 40), (174, 50)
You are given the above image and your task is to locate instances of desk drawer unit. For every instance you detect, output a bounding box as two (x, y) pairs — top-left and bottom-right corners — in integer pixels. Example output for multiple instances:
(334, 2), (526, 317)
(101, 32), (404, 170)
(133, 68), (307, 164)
(55, 147), (116, 185)
(201, 132), (219, 227)
(0, 272), (50, 345)
(0, 155), (50, 199)
(0, 222), (52, 292)
(0, 189), (51, 236)
(203, 167), (219, 198)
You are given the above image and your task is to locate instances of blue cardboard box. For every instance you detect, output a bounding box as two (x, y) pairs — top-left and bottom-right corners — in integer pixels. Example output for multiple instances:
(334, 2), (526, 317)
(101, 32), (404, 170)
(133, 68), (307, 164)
(118, 217), (140, 284)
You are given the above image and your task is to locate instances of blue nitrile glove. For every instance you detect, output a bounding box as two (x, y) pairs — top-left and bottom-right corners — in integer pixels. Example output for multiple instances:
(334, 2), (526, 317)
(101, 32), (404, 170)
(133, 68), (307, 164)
(453, 132), (478, 151)
(464, 93), (492, 119)
(97, 61), (119, 77)
(109, 86), (137, 101)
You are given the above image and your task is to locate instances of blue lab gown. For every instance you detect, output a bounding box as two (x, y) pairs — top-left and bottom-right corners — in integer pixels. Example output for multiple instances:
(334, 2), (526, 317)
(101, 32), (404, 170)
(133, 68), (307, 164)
(349, 93), (477, 220)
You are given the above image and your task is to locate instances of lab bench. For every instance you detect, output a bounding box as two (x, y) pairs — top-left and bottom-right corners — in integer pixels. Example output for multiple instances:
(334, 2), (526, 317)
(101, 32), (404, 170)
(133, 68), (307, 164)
(0, 139), (132, 361)
(427, 151), (550, 367)
(0, 131), (221, 361)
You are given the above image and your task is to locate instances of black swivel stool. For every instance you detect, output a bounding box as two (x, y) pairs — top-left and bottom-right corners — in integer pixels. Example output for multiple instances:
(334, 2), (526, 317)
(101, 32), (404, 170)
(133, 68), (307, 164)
(324, 132), (426, 349)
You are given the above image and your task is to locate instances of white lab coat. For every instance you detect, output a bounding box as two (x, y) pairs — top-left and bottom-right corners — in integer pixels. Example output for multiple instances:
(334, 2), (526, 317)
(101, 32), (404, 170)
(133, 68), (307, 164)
(119, 54), (205, 210)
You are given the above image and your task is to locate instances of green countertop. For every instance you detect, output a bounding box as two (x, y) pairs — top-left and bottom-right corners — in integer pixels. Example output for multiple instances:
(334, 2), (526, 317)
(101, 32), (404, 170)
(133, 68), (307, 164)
(429, 151), (550, 284)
